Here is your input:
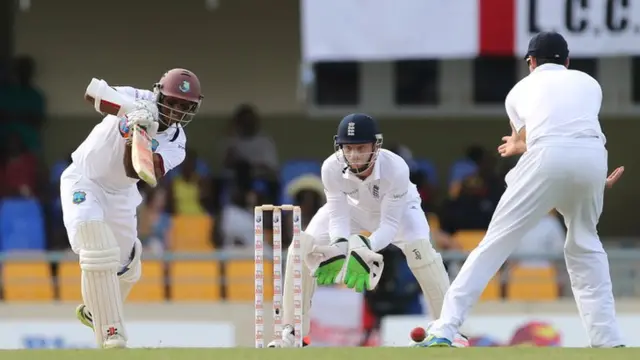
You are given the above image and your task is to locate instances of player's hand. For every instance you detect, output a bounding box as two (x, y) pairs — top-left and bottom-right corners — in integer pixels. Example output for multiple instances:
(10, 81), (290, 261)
(306, 238), (349, 286)
(606, 166), (624, 188)
(344, 235), (384, 292)
(125, 108), (159, 138)
(497, 135), (524, 157)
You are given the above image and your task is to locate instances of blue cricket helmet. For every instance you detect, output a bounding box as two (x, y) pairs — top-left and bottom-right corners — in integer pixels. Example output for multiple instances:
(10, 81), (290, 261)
(333, 113), (383, 175)
(334, 113), (382, 145)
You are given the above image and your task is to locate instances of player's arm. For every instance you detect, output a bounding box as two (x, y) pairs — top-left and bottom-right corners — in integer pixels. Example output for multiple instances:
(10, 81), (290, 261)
(84, 81), (155, 116)
(368, 162), (410, 252)
(112, 86), (155, 102)
(503, 88), (527, 155)
(152, 135), (187, 179)
(321, 161), (351, 240)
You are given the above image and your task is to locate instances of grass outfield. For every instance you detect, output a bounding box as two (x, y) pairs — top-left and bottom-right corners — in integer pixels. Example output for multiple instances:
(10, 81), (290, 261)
(0, 347), (636, 360)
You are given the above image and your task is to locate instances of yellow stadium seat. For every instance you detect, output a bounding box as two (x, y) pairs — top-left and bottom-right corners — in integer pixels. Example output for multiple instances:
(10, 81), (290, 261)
(169, 260), (221, 301)
(226, 260), (273, 302)
(127, 260), (165, 302)
(2, 259), (54, 301)
(507, 265), (558, 301)
(169, 215), (215, 251)
(454, 230), (486, 252)
(58, 261), (82, 302)
(479, 273), (502, 301)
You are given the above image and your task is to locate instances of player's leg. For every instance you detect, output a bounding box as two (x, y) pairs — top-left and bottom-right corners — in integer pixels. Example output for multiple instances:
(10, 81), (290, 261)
(60, 177), (127, 348)
(271, 205), (331, 347)
(426, 150), (556, 346)
(556, 151), (623, 347)
(76, 238), (141, 325)
(78, 192), (143, 331)
(393, 201), (450, 321)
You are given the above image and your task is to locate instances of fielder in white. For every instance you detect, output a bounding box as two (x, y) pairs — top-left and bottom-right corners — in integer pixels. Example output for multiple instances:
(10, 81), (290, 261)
(60, 68), (203, 348)
(269, 113), (467, 347)
(425, 32), (626, 348)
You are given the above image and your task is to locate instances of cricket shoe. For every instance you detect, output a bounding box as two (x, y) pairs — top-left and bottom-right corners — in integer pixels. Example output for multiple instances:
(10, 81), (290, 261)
(421, 335), (452, 347)
(76, 304), (127, 348)
(411, 333), (468, 348)
(103, 334), (127, 349)
(267, 325), (310, 347)
(411, 322), (468, 348)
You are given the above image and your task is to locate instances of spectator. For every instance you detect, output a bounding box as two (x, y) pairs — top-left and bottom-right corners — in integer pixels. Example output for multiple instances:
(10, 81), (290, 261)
(221, 104), (279, 202)
(220, 182), (269, 249)
(439, 174), (500, 235)
(285, 174), (325, 229)
(0, 56), (46, 153)
(0, 132), (39, 198)
(166, 148), (210, 215)
(137, 187), (172, 255)
(280, 174), (326, 248)
(449, 145), (488, 198)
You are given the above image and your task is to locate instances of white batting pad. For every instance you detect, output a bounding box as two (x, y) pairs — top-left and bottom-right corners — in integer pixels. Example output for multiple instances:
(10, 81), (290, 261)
(76, 220), (127, 347)
(402, 239), (451, 320)
(283, 232), (316, 338)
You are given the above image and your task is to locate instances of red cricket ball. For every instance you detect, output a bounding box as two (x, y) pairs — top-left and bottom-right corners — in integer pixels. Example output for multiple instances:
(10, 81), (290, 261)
(410, 326), (427, 342)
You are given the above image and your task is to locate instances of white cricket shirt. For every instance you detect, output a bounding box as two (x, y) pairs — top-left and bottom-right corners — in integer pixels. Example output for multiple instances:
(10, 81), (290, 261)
(505, 64), (606, 148)
(70, 86), (187, 192)
(321, 149), (421, 251)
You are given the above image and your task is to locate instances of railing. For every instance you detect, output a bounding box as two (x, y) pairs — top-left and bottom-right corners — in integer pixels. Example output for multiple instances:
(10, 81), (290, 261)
(0, 248), (638, 300)
(0, 248), (638, 262)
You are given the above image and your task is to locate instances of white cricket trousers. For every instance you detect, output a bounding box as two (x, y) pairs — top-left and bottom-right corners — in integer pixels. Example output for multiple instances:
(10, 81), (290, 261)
(60, 164), (140, 266)
(431, 137), (623, 347)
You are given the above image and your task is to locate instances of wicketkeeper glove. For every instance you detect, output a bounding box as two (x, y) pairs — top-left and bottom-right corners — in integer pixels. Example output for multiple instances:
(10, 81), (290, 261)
(305, 238), (349, 286)
(344, 234), (384, 292)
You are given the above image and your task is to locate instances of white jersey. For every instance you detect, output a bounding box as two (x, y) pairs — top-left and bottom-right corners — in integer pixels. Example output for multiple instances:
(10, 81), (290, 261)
(505, 63), (605, 148)
(321, 148), (421, 247)
(70, 86), (187, 193)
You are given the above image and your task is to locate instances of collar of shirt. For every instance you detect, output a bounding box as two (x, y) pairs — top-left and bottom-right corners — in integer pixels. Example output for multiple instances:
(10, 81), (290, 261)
(156, 124), (182, 142)
(532, 63), (566, 73)
(342, 160), (381, 183)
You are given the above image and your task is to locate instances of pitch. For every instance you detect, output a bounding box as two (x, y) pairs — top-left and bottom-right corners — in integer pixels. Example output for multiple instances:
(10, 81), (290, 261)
(0, 347), (637, 360)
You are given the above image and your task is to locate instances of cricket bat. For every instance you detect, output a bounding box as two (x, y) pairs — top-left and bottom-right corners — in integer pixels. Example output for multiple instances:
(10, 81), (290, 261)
(85, 78), (158, 187)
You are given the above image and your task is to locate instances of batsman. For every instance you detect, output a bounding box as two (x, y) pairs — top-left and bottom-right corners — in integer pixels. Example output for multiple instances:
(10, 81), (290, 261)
(270, 113), (467, 347)
(59, 69), (203, 348)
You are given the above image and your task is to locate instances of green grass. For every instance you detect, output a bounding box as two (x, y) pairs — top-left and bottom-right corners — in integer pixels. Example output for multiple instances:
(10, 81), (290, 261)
(0, 347), (637, 360)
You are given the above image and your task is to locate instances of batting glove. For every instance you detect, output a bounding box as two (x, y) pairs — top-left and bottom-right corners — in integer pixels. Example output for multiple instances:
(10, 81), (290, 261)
(125, 108), (159, 138)
(133, 99), (159, 120)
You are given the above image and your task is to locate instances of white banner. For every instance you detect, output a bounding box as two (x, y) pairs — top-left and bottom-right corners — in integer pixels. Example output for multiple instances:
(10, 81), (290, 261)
(0, 321), (234, 349)
(382, 314), (639, 347)
(301, 0), (640, 62)
(300, 0), (479, 62)
(517, 0), (640, 57)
